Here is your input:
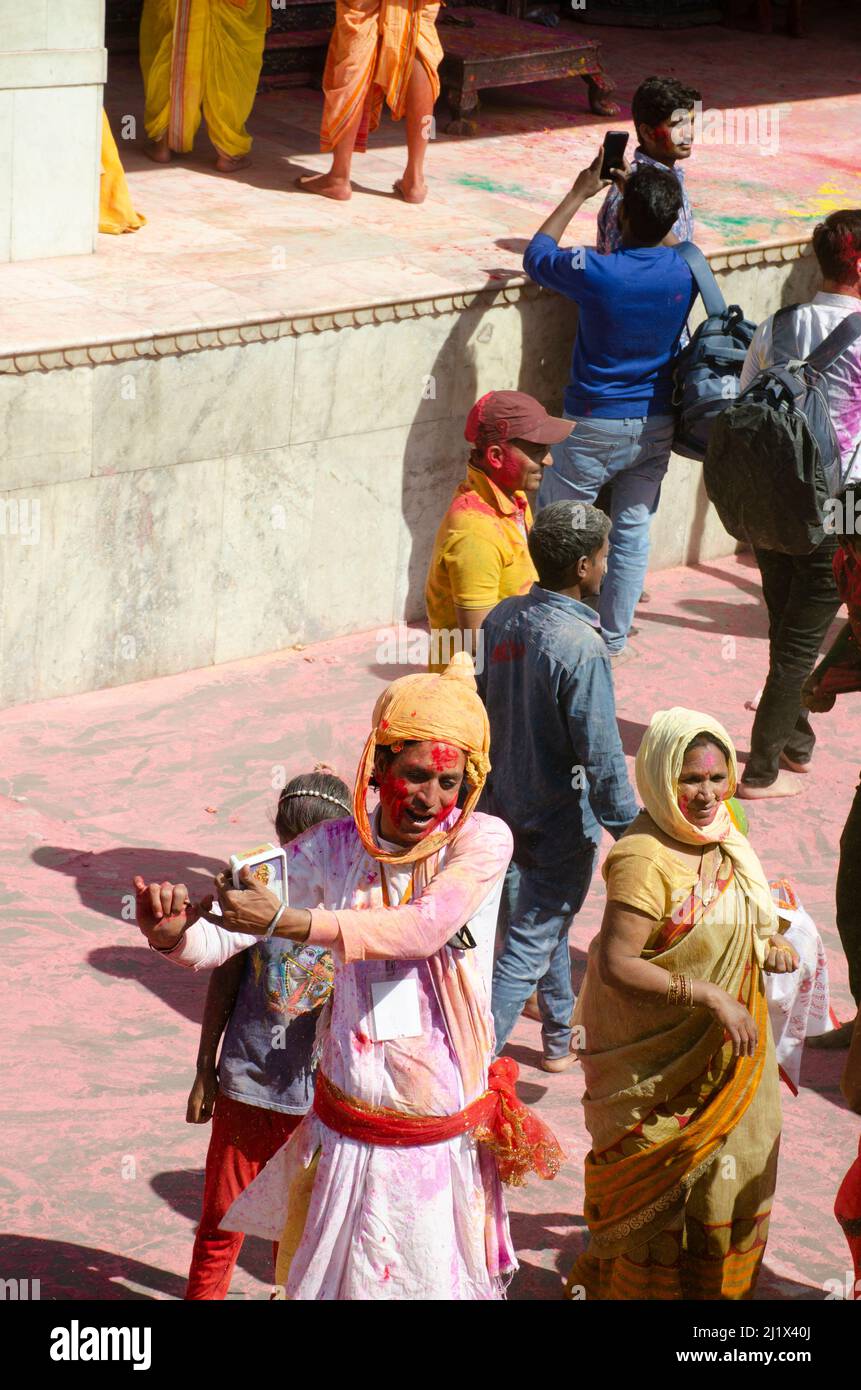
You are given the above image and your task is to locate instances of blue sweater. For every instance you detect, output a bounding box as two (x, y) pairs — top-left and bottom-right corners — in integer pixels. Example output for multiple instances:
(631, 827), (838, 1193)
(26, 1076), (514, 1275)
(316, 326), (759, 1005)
(523, 232), (695, 418)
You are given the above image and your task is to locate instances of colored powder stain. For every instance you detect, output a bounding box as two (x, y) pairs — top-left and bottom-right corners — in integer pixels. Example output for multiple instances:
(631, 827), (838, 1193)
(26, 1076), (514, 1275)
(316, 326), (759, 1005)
(454, 174), (535, 200)
(353, 1031), (374, 1052)
(382, 1266), (391, 1281)
(429, 742), (460, 772)
(379, 773), (410, 827)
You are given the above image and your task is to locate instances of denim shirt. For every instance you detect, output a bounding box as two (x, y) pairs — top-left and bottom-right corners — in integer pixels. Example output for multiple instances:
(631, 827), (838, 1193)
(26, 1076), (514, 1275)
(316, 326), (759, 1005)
(477, 586), (639, 867)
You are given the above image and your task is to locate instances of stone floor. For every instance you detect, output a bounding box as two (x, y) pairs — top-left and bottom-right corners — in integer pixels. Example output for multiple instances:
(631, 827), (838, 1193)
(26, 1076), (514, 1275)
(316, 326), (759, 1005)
(3, 8), (861, 358)
(0, 550), (858, 1300)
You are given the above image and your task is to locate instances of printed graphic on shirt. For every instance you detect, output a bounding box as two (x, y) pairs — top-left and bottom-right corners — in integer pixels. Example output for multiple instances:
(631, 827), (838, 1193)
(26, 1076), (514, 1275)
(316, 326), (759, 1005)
(251, 943), (334, 1018)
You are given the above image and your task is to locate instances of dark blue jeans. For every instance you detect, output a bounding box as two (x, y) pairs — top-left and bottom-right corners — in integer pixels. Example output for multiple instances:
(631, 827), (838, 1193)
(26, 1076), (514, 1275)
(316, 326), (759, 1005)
(491, 852), (596, 1060)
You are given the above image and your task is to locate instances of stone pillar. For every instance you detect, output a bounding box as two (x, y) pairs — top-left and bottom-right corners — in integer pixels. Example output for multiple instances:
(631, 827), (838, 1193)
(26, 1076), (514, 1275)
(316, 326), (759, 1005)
(0, 1), (107, 262)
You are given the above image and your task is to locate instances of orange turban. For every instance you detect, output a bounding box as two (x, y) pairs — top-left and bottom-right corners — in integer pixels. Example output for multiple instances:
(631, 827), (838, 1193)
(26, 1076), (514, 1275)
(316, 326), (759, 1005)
(352, 652), (491, 865)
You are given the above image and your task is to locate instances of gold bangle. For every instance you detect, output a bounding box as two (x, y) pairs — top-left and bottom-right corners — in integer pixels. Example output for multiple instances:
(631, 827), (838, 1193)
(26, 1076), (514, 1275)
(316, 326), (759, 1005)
(667, 972), (694, 1008)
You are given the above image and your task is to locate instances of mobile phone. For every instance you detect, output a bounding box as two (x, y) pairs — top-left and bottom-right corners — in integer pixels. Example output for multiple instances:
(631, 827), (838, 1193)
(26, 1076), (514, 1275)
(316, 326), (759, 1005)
(229, 842), (288, 905)
(446, 924), (477, 951)
(600, 131), (629, 180)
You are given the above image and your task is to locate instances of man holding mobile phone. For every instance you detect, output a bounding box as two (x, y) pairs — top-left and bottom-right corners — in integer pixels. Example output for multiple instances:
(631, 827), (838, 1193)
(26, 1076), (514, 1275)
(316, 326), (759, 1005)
(523, 155), (696, 661)
(596, 75), (700, 254)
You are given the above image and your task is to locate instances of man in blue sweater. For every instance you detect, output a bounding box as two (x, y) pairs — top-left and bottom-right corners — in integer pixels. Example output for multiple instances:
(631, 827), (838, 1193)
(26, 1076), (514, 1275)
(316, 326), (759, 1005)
(524, 157), (695, 660)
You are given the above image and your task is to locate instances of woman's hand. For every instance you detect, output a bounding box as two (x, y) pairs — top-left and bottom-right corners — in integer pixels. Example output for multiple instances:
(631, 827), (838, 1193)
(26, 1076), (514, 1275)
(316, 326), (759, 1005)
(215, 868), (311, 941)
(186, 1065), (218, 1124)
(763, 936), (800, 974)
(701, 983), (758, 1057)
(134, 875), (212, 951)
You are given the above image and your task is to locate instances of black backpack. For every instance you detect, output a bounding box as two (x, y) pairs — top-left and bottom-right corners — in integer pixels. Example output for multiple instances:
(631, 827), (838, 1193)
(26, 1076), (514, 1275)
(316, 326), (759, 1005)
(671, 241), (757, 462)
(703, 307), (861, 555)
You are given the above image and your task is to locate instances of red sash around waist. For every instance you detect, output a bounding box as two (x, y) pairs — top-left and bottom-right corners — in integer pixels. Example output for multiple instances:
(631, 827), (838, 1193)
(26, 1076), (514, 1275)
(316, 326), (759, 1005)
(313, 1057), (564, 1188)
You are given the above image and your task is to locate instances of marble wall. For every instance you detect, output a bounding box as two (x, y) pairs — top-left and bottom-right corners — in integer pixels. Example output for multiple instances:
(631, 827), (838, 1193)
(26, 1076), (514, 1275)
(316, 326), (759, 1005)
(0, 248), (820, 706)
(0, 2), (105, 261)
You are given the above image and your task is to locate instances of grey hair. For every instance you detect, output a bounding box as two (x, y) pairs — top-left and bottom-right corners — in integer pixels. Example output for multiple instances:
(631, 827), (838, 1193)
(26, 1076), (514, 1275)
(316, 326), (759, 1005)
(528, 501), (611, 587)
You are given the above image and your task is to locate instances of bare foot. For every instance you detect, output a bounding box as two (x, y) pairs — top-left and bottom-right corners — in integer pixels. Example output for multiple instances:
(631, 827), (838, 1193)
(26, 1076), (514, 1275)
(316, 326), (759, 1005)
(736, 770), (804, 799)
(780, 752), (811, 774)
(215, 152), (252, 174)
(394, 177), (427, 205)
(144, 136), (172, 164)
(296, 172), (352, 201)
(807, 1018), (857, 1050)
(541, 1052), (580, 1074)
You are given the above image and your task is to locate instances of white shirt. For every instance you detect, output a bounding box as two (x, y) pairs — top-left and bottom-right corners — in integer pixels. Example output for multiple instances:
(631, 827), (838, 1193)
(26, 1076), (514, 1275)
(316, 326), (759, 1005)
(739, 292), (861, 488)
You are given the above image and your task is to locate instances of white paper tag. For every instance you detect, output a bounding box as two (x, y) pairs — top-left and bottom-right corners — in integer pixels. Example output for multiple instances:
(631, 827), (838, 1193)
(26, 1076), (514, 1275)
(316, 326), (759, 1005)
(370, 972), (422, 1042)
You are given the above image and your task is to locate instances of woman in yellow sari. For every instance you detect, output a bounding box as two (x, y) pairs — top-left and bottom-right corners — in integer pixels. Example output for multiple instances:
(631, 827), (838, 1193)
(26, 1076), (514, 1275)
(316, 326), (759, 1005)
(568, 707), (797, 1301)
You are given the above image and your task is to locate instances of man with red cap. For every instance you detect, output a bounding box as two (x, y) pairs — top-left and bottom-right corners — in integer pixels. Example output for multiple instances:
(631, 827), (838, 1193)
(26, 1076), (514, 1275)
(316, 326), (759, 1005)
(424, 391), (573, 673)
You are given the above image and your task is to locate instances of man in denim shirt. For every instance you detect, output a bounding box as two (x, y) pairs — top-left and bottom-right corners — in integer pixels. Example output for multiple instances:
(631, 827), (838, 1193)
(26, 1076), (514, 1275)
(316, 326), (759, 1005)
(477, 502), (638, 1071)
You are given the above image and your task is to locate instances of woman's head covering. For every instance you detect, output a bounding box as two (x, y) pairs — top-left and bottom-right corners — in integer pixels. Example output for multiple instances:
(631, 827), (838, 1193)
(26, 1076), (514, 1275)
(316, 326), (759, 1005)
(352, 652), (491, 865)
(636, 707), (776, 943)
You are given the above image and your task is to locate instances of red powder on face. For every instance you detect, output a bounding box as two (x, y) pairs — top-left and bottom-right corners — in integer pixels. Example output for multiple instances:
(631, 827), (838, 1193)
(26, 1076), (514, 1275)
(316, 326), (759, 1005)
(494, 446), (525, 493)
(653, 122), (679, 155)
(379, 773), (410, 827)
(429, 742), (460, 771)
(427, 802), (453, 830)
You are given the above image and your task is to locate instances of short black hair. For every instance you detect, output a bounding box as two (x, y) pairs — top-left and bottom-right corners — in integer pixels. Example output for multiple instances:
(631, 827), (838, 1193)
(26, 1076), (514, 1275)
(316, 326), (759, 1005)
(528, 501), (611, 588)
(812, 210), (861, 283)
(621, 166), (683, 244)
(632, 76), (700, 137)
(275, 768), (352, 841)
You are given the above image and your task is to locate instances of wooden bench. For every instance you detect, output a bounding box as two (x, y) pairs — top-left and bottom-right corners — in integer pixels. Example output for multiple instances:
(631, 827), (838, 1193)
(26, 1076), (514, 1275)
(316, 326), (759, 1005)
(439, 9), (619, 135)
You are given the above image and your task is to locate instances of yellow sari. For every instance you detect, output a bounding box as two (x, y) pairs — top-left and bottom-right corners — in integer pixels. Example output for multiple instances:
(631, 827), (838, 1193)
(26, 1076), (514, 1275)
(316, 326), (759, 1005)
(99, 113), (146, 235)
(140, 0), (269, 157)
(568, 708), (782, 1301)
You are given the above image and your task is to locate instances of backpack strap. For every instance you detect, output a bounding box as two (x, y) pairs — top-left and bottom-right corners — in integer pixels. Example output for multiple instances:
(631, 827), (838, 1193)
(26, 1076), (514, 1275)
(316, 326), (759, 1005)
(771, 304), (803, 361)
(805, 311), (861, 374)
(674, 241), (727, 318)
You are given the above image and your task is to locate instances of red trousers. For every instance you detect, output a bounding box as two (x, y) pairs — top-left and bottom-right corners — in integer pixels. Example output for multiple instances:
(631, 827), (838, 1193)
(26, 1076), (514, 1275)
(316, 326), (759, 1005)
(185, 1092), (303, 1300)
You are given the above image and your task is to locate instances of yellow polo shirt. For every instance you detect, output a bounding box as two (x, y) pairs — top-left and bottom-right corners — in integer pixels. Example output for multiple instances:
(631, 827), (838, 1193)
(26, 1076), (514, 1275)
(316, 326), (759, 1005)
(425, 464), (536, 655)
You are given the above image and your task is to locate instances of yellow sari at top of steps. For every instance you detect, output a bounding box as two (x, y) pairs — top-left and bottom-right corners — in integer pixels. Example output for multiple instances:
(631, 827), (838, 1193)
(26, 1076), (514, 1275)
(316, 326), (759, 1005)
(99, 112), (146, 235)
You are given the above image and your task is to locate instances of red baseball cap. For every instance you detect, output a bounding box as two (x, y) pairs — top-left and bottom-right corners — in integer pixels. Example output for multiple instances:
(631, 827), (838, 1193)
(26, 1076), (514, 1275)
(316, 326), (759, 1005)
(464, 391), (573, 448)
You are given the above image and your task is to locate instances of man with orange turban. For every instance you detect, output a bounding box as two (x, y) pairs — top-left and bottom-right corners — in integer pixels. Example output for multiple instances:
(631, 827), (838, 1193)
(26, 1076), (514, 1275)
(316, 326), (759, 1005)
(135, 654), (563, 1299)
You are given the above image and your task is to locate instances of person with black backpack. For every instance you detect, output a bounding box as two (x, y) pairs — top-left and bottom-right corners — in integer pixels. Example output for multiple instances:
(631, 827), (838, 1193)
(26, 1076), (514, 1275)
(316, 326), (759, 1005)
(524, 157), (696, 663)
(727, 210), (861, 799)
